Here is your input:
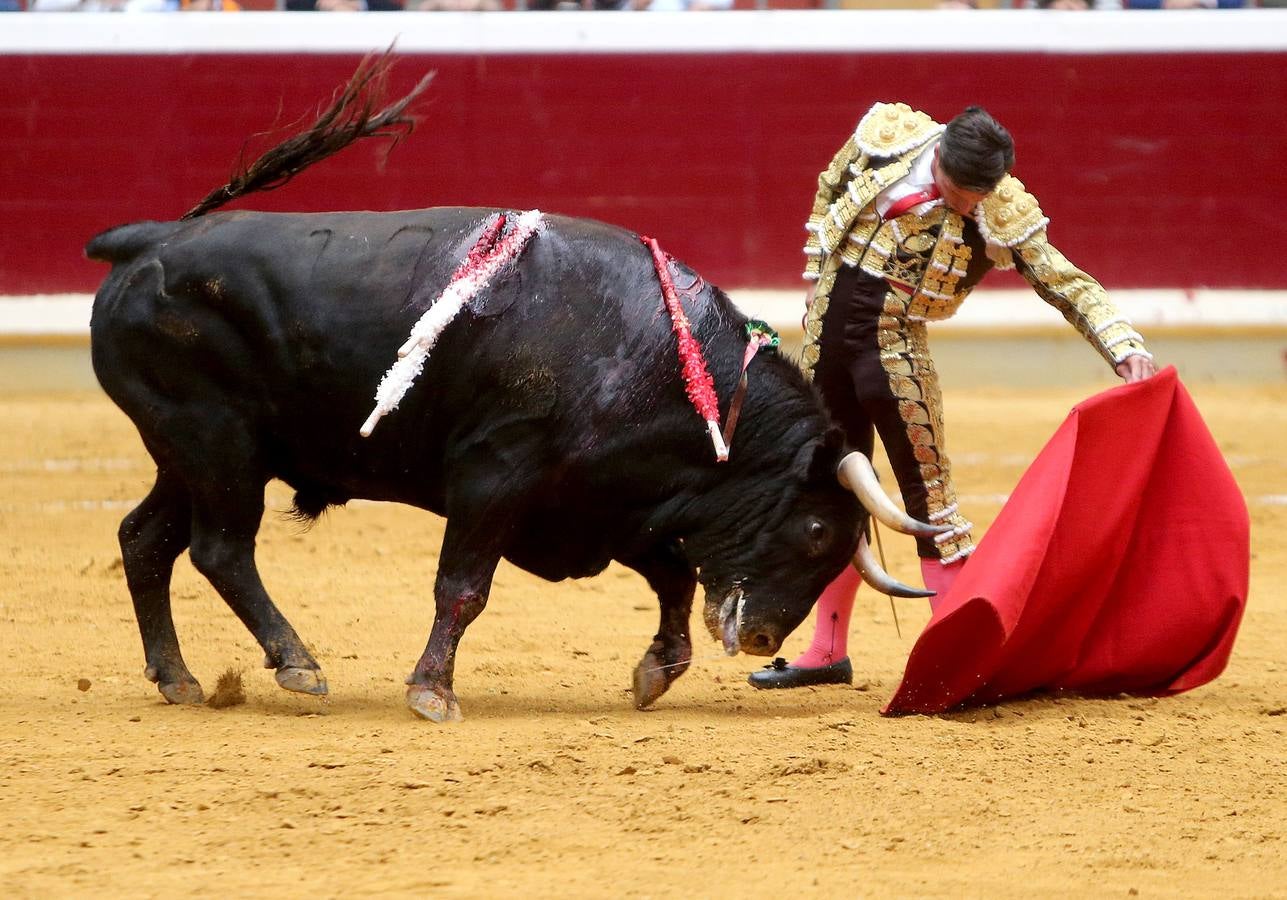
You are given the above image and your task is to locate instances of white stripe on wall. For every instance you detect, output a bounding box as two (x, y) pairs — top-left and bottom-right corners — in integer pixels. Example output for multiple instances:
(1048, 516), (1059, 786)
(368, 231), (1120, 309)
(6, 289), (1287, 337)
(6, 10), (1287, 56)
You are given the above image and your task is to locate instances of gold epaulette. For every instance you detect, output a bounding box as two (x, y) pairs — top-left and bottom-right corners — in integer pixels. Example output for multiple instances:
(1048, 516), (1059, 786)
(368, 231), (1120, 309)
(975, 175), (1050, 248)
(854, 102), (944, 159)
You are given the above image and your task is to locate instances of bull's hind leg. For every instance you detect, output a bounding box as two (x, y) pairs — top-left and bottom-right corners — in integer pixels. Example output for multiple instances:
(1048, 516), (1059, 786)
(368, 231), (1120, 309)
(624, 541), (696, 710)
(119, 471), (200, 704)
(186, 476), (327, 698)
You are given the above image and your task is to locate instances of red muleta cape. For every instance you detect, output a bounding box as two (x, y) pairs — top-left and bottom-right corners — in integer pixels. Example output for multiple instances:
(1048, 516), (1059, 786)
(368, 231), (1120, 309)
(883, 366), (1249, 716)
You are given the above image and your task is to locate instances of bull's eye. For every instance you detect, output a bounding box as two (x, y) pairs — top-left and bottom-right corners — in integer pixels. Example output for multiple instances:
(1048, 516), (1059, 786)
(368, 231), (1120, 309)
(805, 519), (831, 557)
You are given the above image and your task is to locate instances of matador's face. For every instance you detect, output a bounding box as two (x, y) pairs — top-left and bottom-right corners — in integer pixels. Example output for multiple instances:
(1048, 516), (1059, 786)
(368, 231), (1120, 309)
(931, 147), (993, 216)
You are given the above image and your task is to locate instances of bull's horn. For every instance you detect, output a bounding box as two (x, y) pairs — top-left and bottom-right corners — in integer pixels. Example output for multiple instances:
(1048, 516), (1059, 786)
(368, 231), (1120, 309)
(851, 534), (935, 599)
(836, 452), (951, 538)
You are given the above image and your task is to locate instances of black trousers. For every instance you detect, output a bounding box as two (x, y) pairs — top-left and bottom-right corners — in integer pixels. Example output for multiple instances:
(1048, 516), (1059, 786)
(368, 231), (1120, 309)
(812, 265), (974, 562)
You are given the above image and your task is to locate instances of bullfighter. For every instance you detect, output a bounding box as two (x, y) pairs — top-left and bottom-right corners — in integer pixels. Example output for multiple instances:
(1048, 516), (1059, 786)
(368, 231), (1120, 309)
(750, 102), (1157, 689)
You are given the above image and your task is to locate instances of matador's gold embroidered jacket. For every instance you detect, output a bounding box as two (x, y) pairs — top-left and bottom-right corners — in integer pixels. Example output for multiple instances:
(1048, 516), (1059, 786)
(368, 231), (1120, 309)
(799, 101), (1151, 378)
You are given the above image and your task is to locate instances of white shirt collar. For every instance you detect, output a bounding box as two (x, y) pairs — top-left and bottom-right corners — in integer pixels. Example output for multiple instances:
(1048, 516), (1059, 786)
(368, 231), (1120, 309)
(872, 139), (942, 219)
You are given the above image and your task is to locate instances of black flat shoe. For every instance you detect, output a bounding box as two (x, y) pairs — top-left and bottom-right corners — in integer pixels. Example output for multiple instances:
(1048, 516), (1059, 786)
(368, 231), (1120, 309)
(747, 657), (853, 690)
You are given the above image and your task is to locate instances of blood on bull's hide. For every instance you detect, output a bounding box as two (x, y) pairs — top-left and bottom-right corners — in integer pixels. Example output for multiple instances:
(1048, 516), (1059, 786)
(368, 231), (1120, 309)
(86, 53), (938, 721)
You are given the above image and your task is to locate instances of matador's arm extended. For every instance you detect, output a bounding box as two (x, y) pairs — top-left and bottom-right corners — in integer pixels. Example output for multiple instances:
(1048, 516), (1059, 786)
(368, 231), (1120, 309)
(978, 175), (1151, 370)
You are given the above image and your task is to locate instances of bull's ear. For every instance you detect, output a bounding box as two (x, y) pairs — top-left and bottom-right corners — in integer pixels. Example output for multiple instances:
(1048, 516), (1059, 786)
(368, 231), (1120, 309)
(800, 426), (848, 482)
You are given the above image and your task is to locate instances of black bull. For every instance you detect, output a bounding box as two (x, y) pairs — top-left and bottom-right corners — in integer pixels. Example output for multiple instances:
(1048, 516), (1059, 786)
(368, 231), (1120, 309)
(87, 208), (865, 720)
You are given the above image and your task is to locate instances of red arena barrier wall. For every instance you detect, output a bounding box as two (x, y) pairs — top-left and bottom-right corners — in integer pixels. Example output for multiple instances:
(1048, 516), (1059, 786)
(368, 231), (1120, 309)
(3, 13), (1285, 296)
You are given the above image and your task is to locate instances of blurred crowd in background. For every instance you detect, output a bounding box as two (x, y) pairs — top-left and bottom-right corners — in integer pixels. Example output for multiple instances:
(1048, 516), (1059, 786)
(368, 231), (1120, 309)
(6, 0), (1272, 11)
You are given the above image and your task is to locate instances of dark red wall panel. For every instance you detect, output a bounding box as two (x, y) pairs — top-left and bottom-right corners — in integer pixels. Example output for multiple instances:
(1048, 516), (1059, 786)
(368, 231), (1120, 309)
(2, 51), (1283, 295)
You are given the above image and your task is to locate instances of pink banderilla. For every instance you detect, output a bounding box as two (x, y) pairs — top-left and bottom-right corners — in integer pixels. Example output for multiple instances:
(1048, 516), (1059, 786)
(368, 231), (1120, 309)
(361, 210), (543, 437)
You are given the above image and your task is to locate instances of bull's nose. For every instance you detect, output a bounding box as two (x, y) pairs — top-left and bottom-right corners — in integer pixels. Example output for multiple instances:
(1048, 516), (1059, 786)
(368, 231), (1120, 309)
(742, 629), (780, 657)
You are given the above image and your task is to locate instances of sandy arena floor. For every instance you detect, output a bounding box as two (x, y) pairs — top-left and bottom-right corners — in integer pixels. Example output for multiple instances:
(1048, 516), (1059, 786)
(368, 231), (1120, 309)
(1, 379), (1284, 898)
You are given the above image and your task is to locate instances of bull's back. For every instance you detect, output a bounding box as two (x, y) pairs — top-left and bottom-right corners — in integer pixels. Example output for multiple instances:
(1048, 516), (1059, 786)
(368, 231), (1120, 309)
(90, 209), (496, 407)
(86, 208), (710, 500)
(90, 207), (664, 393)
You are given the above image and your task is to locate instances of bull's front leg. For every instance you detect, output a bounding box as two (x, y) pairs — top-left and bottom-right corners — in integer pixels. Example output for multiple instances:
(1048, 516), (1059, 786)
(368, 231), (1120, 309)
(405, 518), (502, 723)
(625, 541), (696, 710)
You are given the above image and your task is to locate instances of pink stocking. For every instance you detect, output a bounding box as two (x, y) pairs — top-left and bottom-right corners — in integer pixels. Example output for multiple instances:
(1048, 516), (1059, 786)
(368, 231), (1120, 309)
(791, 565), (862, 668)
(920, 557), (965, 614)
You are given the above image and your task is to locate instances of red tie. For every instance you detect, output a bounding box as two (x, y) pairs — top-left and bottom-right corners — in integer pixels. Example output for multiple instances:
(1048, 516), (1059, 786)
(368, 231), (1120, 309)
(884, 184), (941, 220)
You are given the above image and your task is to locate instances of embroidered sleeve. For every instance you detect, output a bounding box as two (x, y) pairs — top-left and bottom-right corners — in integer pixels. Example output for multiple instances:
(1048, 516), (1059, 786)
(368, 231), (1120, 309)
(1012, 227), (1152, 368)
(805, 156), (915, 282)
(804, 137), (863, 281)
(816, 136), (859, 211)
(979, 175), (1149, 367)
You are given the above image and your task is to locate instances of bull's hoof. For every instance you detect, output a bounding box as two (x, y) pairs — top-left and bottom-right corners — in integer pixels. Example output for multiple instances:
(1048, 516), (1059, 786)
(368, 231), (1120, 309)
(405, 684), (462, 723)
(632, 647), (687, 710)
(275, 666), (328, 696)
(158, 679), (205, 705)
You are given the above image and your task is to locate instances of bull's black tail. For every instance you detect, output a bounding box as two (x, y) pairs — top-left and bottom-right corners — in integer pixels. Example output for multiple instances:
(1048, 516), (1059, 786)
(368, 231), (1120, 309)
(182, 49), (433, 220)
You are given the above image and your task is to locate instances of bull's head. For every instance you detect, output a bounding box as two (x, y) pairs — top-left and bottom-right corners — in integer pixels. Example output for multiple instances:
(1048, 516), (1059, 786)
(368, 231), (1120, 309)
(696, 431), (946, 657)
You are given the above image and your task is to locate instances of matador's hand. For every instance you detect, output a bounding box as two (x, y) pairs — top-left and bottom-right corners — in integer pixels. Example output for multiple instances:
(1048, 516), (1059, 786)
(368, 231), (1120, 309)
(1116, 355), (1156, 383)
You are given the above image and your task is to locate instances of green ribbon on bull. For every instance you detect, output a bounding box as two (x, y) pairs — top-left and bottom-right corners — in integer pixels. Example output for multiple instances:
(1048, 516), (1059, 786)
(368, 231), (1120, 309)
(745, 319), (780, 350)
(721, 320), (782, 453)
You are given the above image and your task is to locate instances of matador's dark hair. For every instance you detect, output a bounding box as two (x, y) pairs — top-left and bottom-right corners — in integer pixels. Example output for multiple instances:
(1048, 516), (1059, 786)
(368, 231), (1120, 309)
(938, 106), (1015, 194)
